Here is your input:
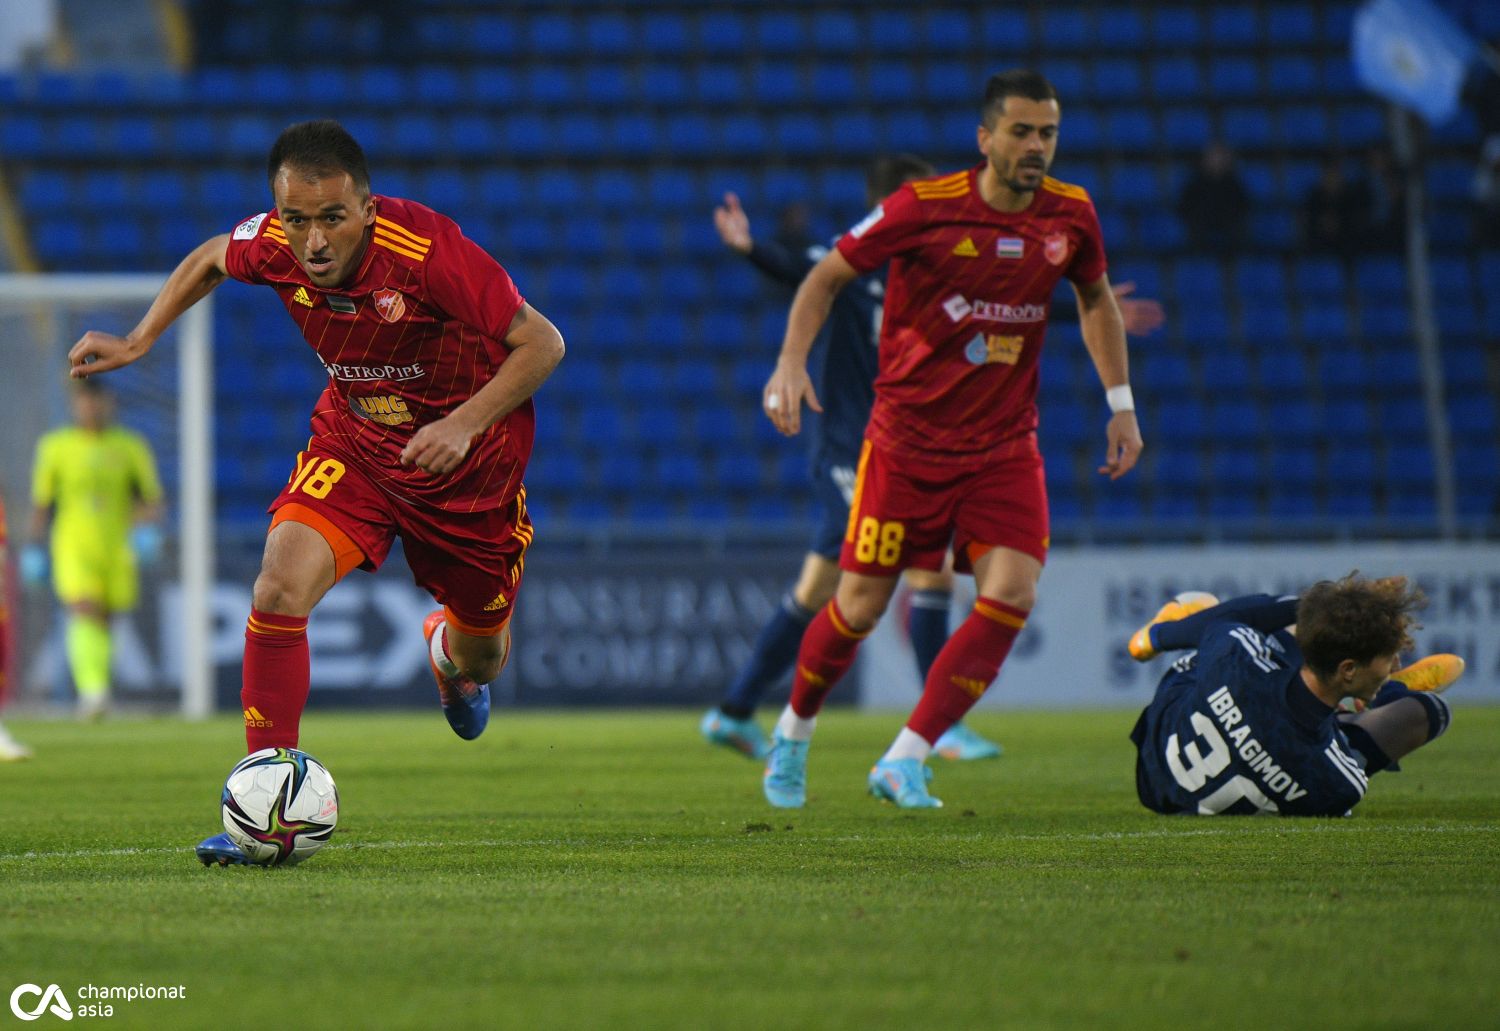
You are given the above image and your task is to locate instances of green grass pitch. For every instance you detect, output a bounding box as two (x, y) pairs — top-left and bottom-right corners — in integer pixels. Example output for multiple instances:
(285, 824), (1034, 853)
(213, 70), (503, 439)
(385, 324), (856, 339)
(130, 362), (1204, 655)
(1, 708), (1496, 1029)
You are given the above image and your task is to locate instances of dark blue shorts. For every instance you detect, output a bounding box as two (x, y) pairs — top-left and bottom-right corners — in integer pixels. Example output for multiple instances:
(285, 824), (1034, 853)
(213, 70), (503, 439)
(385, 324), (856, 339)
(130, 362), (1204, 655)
(808, 457), (857, 559)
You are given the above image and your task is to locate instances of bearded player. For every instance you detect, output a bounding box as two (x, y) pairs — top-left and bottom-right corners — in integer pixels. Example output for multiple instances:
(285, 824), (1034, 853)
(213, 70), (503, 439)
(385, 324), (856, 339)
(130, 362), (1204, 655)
(759, 69), (1142, 809)
(68, 120), (565, 863)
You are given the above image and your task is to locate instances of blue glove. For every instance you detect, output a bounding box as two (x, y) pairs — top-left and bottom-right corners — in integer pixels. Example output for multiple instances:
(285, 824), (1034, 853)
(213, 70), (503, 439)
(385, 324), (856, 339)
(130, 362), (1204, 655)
(130, 524), (164, 565)
(19, 544), (47, 585)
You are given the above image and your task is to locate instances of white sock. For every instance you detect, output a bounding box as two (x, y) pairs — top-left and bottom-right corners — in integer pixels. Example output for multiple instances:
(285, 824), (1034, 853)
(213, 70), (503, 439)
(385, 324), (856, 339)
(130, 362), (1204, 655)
(882, 727), (931, 764)
(430, 623), (460, 677)
(774, 705), (816, 742)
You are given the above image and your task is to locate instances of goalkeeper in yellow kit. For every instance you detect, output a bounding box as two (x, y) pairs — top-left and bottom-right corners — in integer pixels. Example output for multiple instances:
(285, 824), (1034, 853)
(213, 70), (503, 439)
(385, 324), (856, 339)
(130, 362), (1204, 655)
(24, 379), (163, 718)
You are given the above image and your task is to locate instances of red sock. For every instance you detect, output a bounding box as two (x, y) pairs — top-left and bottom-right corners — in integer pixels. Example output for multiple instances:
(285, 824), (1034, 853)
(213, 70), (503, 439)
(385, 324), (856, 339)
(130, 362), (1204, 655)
(907, 597), (1028, 743)
(241, 608), (310, 752)
(789, 599), (871, 718)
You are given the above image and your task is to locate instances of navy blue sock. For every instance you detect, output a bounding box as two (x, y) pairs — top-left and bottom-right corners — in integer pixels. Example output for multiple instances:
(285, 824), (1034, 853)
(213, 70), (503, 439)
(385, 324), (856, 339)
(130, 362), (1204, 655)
(1372, 681), (1452, 741)
(720, 594), (814, 718)
(907, 589), (952, 682)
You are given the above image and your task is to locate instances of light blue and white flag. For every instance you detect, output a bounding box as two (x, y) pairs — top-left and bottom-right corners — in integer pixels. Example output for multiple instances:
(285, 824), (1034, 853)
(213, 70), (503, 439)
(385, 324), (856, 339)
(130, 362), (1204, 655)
(1352, 0), (1478, 124)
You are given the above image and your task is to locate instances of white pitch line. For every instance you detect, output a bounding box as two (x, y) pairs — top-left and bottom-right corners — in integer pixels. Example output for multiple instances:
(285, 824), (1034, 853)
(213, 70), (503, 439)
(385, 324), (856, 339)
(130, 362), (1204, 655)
(0, 822), (1492, 864)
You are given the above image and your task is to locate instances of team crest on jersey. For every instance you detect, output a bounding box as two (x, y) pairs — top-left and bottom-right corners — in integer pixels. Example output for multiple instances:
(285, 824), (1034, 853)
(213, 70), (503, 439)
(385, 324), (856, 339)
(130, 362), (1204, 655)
(233, 213), (267, 240)
(1044, 233), (1070, 266)
(374, 289), (407, 322)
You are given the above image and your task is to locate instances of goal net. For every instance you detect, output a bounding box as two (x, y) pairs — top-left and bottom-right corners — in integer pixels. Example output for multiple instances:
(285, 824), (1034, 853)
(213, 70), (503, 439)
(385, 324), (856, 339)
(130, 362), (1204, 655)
(0, 274), (214, 718)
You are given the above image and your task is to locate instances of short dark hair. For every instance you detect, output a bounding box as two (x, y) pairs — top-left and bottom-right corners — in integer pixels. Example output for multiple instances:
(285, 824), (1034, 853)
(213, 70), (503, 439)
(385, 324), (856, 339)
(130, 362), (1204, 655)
(1295, 572), (1423, 681)
(981, 69), (1059, 127)
(866, 153), (935, 205)
(266, 119), (371, 195)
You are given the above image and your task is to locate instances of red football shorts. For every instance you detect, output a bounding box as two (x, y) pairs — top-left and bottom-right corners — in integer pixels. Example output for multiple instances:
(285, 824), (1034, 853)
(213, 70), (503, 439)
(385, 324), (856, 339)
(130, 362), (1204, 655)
(839, 435), (1049, 576)
(267, 444), (532, 634)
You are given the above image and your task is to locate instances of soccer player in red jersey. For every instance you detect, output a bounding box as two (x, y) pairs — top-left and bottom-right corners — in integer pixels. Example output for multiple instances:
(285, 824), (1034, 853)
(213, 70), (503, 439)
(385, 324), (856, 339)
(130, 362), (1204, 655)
(67, 120), (565, 860)
(759, 70), (1142, 809)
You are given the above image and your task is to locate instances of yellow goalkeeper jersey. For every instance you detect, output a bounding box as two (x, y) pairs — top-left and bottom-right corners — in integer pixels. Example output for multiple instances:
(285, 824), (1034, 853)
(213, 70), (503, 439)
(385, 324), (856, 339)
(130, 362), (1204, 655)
(31, 426), (162, 551)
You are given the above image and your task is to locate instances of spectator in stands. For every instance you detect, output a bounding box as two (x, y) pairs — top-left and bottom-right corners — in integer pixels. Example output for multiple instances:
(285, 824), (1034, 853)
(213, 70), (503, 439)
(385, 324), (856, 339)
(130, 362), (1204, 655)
(1302, 154), (1373, 259)
(1474, 135), (1500, 246)
(1177, 142), (1251, 252)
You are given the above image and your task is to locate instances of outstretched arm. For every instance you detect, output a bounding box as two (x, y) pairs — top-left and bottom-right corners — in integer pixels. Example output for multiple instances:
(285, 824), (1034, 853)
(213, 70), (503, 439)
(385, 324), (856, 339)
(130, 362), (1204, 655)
(68, 234), (231, 377)
(1148, 594), (1301, 653)
(713, 192), (816, 286)
(761, 248), (857, 436)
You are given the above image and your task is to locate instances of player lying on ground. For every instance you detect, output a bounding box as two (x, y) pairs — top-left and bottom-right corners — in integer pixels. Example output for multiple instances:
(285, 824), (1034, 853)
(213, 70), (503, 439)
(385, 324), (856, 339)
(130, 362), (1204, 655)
(1127, 576), (1463, 816)
(67, 120), (564, 864)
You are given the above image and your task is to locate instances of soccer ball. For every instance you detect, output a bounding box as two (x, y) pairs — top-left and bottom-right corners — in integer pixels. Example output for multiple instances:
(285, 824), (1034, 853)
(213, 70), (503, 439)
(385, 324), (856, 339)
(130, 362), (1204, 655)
(220, 747), (339, 866)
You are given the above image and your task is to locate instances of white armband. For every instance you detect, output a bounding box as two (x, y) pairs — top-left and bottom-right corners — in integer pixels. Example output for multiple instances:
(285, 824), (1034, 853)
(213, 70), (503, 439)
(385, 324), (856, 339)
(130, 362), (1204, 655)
(1106, 385), (1135, 413)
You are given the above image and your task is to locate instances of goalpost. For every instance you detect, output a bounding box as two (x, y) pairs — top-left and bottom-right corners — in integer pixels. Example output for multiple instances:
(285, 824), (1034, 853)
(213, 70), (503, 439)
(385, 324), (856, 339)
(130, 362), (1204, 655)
(0, 274), (215, 719)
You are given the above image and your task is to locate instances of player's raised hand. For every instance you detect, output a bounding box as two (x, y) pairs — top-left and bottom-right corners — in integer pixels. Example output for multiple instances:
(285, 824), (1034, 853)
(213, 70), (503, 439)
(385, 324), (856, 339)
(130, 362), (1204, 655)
(762, 360), (822, 437)
(1111, 282), (1165, 337)
(713, 192), (753, 254)
(1099, 410), (1143, 481)
(68, 331), (149, 377)
(400, 414), (474, 476)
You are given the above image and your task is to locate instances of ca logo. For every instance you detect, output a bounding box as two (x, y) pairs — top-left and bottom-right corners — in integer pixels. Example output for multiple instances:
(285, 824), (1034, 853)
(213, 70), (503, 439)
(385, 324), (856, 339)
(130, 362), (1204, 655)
(9, 983), (73, 1021)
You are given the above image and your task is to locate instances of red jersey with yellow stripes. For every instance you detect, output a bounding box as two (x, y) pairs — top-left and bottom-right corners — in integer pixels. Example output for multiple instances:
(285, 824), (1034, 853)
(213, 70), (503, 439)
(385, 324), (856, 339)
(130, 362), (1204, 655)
(836, 165), (1106, 468)
(224, 195), (528, 513)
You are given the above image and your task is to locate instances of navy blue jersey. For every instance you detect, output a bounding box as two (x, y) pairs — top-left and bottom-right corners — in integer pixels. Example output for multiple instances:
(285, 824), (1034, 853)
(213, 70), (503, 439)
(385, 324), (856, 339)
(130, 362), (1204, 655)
(745, 239), (880, 468)
(1132, 612), (1370, 817)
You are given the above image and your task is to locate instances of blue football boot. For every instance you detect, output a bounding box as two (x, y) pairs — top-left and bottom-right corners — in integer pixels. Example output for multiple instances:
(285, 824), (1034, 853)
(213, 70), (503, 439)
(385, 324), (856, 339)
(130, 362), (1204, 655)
(700, 709), (771, 759)
(933, 722), (1003, 761)
(762, 733), (809, 808)
(868, 758), (943, 808)
(424, 611), (491, 740)
(196, 832), (254, 867)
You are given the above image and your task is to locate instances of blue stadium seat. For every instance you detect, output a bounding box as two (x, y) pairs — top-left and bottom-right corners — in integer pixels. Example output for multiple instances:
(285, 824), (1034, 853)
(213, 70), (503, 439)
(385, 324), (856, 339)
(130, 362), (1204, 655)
(1298, 303), (1351, 340)
(524, 66), (575, 106)
(1245, 391), (1316, 446)
(1040, 9), (1093, 49)
(1384, 444), (1435, 487)
(1096, 9), (1146, 47)
(637, 407), (687, 448)
(598, 453), (645, 495)
(641, 13), (690, 55)
(1207, 402), (1264, 438)
(1045, 60), (1090, 101)
(1208, 57), (1261, 99)
(867, 61), (918, 104)
(1093, 59), (1144, 101)
(810, 10), (860, 52)
(922, 9), (972, 50)
(664, 114), (714, 157)
(1103, 111), (1158, 154)
(867, 10), (919, 53)
(524, 13), (579, 55)
(715, 453), (761, 493)
(1295, 256), (1348, 295)
(810, 63), (858, 105)
(753, 63), (802, 106)
(1152, 57), (1204, 97)
(1219, 107), (1273, 147)
(1265, 55), (1320, 97)
(1200, 353), (1252, 388)
(464, 14), (517, 56)
(699, 12), (748, 56)
(1324, 400), (1374, 438)
(1443, 345), (1487, 388)
(1150, 8), (1204, 45)
(1334, 104), (1385, 146)
(1161, 107), (1212, 149)
(413, 66), (462, 106)
(1450, 394), (1498, 438)
(355, 66), (404, 105)
(755, 11), (805, 53)
(1358, 303), (1411, 340)
(1264, 6), (1318, 43)
(1209, 6), (1260, 44)
(583, 13), (633, 56)
(467, 68), (518, 105)
(1316, 349), (1372, 393)
(1382, 398), (1428, 436)
(1268, 446), (1320, 485)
